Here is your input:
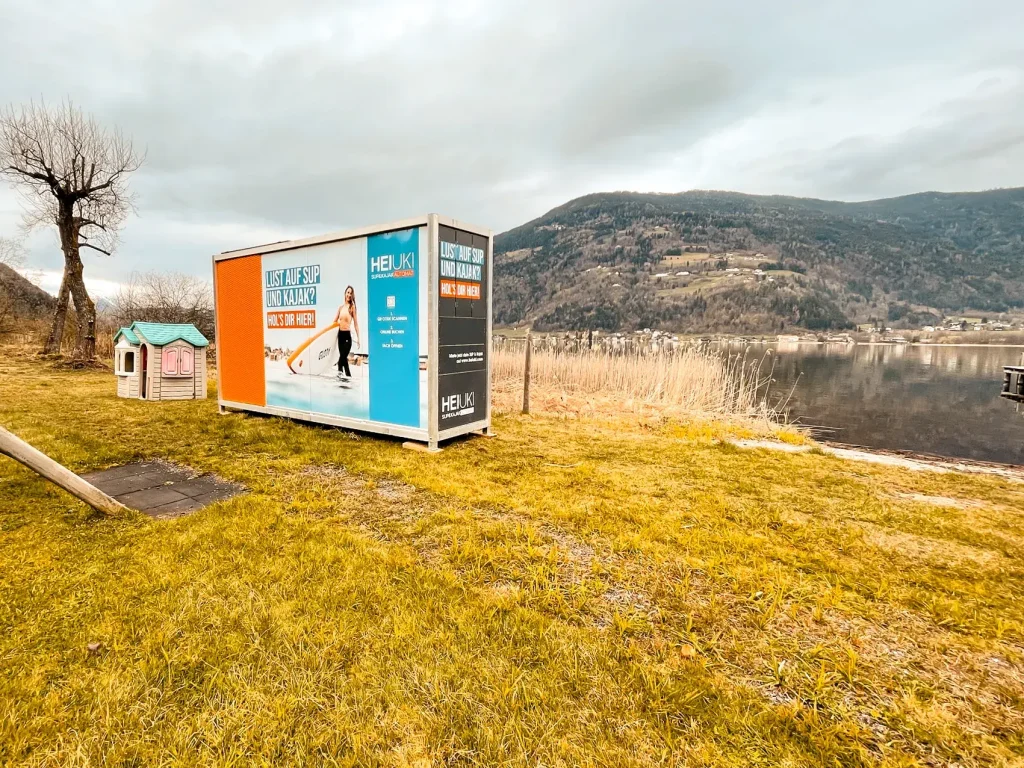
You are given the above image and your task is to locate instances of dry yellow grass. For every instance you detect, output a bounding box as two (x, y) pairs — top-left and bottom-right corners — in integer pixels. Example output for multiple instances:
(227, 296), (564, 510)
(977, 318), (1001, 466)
(2, 349), (1023, 766)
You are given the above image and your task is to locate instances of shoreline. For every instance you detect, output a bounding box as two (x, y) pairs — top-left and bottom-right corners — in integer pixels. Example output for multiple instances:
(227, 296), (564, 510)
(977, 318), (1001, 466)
(494, 330), (1024, 350)
(734, 438), (1024, 480)
(727, 340), (1024, 349)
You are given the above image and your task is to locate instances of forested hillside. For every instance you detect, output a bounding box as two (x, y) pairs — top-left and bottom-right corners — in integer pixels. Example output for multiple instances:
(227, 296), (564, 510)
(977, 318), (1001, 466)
(0, 263), (55, 330)
(494, 188), (1024, 333)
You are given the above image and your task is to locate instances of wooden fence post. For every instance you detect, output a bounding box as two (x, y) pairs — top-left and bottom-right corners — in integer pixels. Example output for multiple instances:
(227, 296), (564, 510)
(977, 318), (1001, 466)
(0, 425), (127, 515)
(522, 332), (532, 415)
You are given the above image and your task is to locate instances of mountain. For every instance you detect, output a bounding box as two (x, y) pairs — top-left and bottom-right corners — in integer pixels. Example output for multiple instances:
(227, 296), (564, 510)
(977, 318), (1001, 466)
(493, 188), (1024, 334)
(0, 263), (57, 323)
(95, 296), (117, 314)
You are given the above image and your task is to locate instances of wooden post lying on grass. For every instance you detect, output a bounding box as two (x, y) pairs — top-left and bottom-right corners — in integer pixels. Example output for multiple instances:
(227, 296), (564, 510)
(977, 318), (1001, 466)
(522, 332), (532, 415)
(0, 425), (127, 515)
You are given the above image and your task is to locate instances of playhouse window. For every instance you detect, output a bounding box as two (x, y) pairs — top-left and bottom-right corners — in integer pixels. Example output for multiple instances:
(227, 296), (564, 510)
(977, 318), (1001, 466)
(116, 350), (135, 376)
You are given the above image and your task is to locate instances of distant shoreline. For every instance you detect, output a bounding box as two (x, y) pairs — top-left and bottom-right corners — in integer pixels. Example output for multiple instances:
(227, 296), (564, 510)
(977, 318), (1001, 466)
(495, 330), (1024, 349)
(857, 342), (1024, 348)
(763, 341), (1024, 349)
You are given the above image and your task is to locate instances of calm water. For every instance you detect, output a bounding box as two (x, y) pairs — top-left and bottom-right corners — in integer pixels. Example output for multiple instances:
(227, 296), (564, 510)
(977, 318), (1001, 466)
(750, 343), (1024, 465)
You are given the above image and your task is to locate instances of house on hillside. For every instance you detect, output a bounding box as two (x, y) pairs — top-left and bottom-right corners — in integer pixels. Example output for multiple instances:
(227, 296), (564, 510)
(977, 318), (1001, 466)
(114, 322), (209, 401)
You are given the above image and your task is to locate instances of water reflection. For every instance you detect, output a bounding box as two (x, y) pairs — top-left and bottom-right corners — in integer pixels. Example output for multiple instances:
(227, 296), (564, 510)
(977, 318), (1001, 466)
(754, 343), (1024, 464)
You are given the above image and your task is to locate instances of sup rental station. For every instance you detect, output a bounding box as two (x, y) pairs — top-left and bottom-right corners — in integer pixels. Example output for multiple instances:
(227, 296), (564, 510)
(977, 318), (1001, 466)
(212, 214), (492, 450)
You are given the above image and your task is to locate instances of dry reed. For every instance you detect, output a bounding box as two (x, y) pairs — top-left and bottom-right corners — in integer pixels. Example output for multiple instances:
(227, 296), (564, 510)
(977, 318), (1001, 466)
(492, 344), (775, 420)
(2, 316), (122, 360)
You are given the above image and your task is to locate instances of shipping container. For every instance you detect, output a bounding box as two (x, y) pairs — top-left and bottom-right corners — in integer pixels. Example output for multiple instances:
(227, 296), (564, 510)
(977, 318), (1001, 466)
(212, 214), (492, 450)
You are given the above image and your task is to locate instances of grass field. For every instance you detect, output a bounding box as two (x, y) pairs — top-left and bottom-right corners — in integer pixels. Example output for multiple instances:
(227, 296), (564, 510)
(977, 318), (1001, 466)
(1, 352), (1023, 766)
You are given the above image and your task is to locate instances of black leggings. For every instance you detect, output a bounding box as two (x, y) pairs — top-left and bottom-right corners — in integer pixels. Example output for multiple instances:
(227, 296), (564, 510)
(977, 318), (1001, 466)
(337, 330), (352, 376)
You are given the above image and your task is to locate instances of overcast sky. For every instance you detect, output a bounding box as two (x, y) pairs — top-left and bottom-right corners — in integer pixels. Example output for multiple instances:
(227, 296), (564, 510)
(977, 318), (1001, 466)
(1, 0), (1022, 296)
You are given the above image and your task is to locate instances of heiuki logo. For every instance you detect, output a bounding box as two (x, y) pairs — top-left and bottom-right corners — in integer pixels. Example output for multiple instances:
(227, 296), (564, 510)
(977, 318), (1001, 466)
(370, 251), (415, 279)
(441, 391), (475, 419)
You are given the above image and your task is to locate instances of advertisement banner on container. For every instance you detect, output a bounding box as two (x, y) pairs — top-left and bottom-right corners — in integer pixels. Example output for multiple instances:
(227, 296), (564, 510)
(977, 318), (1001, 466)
(260, 227), (428, 429)
(215, 214), (490, 449)
(368, 229), (421, 427)
(437, 225), (489, 431)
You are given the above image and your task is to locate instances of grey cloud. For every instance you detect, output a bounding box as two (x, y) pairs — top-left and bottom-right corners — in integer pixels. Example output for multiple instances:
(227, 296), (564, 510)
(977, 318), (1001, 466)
(764, 72), (1024, 199)
(0, 0), (1023, 280)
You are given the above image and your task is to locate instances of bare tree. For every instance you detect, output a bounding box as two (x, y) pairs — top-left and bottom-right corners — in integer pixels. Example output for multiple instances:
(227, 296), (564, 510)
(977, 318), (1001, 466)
(0, 100), (143, 359)
(111, 271), (214, 339)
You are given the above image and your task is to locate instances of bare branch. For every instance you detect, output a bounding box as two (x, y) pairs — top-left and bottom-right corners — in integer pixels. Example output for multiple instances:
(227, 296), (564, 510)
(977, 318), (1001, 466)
(0, 99), (143, 246)
(0, 238), (21, 267)
(110, 271), (214, 339)
(80, 242), (111, 256)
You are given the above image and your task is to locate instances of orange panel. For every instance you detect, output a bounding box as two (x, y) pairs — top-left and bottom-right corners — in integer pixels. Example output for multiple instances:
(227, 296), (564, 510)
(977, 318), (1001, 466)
(215, 255), (266, 406)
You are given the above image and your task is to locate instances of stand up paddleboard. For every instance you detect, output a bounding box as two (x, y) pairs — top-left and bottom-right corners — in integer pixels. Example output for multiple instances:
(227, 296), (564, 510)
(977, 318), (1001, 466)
(287, 323), (340, 376)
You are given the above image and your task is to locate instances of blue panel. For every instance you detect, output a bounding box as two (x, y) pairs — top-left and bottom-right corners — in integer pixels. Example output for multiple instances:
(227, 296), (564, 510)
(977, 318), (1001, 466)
(367, 227), (421, 427)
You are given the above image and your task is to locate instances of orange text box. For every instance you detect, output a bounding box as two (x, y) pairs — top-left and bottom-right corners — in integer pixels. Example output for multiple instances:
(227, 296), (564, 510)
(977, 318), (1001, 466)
(267, 310), (316, 329)
(440, 279), (458, 298)
(456, 281), (481, 300)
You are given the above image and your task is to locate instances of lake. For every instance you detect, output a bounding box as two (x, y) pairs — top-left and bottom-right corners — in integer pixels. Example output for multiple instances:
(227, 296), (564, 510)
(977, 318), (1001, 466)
(749, 343), (1024, 465)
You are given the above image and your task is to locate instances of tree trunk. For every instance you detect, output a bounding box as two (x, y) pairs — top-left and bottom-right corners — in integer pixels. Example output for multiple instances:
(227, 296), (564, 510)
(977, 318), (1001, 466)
(43, 272), (72, 355)
(55, 203), (96, 361)
(68, 264), (96, 360)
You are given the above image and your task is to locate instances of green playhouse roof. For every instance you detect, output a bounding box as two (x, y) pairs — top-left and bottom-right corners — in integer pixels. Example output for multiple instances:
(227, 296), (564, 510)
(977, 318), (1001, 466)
(115, 322), (209, 348)
(113, 326), (141, 345)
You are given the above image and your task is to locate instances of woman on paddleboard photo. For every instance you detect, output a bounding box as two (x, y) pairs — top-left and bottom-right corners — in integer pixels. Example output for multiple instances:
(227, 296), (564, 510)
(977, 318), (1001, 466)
(334, 286), (361, 379)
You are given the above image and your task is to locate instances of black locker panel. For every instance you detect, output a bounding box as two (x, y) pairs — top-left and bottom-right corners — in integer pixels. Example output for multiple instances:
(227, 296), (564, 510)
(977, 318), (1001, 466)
(437, 225), (489, 430)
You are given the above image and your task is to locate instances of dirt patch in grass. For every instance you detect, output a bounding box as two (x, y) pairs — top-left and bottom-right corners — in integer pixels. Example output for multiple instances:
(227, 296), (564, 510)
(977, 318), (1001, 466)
(600, 587), (653, 615)
(293, 464), (430, 536)
(291, 464), (632, 630)
(295, 463), (605, 564)
(892, 491), (983, 509)
(857, 520), (1005, 568)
